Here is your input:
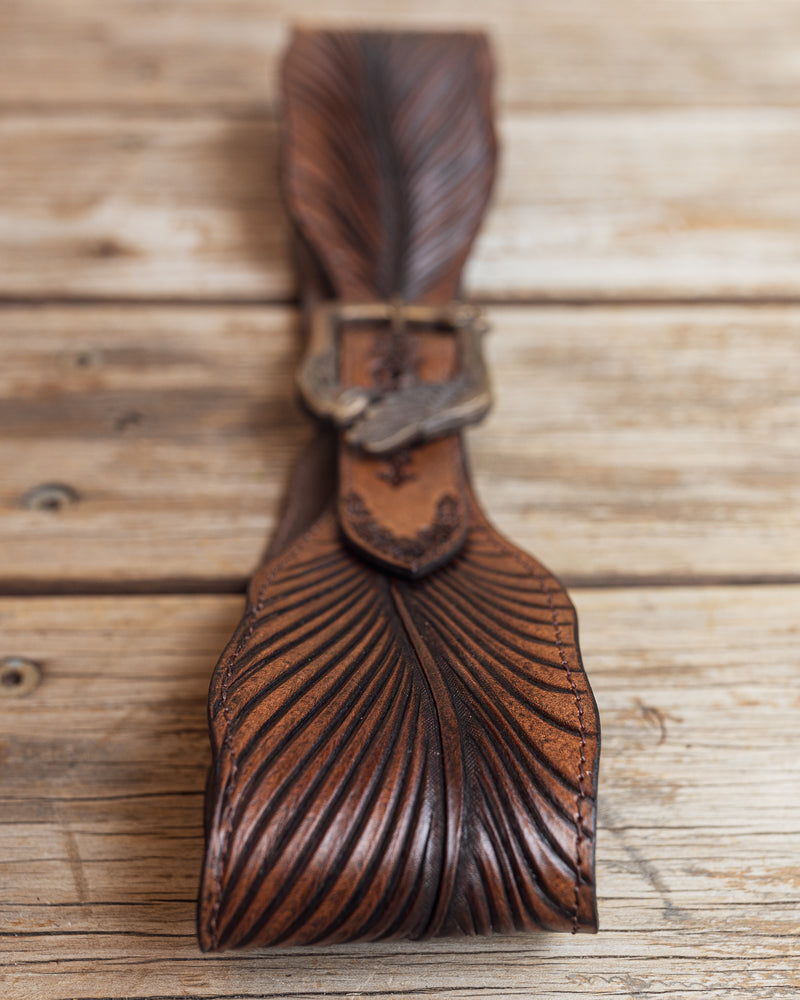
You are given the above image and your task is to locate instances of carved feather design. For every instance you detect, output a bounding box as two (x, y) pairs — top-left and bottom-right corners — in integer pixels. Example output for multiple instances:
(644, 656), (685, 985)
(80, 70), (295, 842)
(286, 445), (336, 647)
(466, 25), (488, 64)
(198, 494), (599, 950)
(282, 30), (497, 302)
(198, 29), (600, 951)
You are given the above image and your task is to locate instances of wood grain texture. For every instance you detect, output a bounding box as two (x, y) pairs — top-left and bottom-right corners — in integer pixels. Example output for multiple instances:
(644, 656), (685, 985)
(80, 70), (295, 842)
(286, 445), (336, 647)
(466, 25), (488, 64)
(3, 1), (799, 993)
(4, 111), (800, 300)
(1, 304), (798, 587)
(1, 588), (798, 996)
(4, 0), (800, 111)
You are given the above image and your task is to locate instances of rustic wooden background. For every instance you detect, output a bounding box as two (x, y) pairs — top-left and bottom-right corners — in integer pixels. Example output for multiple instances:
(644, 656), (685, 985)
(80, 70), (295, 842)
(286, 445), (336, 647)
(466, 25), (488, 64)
(1, 3), (799, 998)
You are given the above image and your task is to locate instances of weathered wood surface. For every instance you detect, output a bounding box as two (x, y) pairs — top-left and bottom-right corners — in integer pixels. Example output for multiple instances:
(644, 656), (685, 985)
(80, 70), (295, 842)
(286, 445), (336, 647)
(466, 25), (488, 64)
(6, 421), (796, 985)
(3, 0), (799, 995)
(2, 304), (798, 588)
(4, 1), (800, 111)
(4, 112), (800, 301)
(1, 588), (798, 998)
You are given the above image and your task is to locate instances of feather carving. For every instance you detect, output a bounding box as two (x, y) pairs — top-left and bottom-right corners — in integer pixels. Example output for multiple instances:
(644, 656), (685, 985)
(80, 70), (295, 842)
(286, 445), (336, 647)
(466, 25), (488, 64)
(198, 493), (599, 949)
(198, 30), (600, 951)
(282, 31), (497, 302)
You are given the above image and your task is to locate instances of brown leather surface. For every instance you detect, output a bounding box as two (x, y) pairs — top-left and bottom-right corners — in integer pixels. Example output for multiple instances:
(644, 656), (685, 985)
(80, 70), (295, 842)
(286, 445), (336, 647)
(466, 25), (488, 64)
(338, 327), (469, 577)
(198, 28), (600, 951)
(282, 29), (496, 577)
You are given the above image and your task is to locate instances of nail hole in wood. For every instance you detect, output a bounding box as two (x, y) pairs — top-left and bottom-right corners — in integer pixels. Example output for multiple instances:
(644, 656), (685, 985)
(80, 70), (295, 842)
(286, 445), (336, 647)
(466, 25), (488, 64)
(114, 410), (143, 432)
(0, 658), (41, 698)
(91, 238), (126, 258)
(74, 348), (103, 368)
(21, 483), (81, 511)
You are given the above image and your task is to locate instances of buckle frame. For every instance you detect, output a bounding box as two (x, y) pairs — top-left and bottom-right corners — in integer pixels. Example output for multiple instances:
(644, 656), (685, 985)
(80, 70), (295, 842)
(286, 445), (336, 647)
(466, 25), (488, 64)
(297, 299), (492, 455)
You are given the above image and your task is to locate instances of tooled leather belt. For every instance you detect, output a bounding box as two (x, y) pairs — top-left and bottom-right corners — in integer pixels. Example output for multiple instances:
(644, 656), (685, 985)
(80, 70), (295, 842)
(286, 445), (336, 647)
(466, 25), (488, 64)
(197, 28), (600, 951)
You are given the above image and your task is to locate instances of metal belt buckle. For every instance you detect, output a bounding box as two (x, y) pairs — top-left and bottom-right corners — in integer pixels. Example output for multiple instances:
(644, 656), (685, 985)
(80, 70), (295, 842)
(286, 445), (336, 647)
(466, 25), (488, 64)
(297, 298), (492, 454)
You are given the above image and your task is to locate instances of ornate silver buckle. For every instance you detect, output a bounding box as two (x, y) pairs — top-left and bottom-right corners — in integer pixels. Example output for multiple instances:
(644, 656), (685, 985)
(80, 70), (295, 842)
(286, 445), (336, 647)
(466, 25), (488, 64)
(296, 299), (492, 455)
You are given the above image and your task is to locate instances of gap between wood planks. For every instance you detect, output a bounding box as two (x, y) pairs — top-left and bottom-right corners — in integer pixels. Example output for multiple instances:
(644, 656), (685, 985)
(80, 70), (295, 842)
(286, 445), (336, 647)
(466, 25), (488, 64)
(5, 110), (800, 301)
(3, 301), (797, 588)
(10, 294), (800, 308)
(3, 573), (800, 599)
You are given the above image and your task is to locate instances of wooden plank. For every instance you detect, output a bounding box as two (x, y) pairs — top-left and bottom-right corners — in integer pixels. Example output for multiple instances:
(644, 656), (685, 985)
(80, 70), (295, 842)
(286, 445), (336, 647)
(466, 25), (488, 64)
(4, 111), (800, 301)
(0, 116), (289, 302)
(0, 305), (304, 587)
(2, 303), (799, 587)
(1, 586), (798, 998)
(4, 1), (800, 111)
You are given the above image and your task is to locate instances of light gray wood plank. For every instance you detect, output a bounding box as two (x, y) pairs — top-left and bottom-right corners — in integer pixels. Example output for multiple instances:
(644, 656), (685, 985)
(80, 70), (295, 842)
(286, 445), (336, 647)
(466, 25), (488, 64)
(4, 1), (800, 111)
(1, 586), (798, 997)
(3, 112), (800, 301)
(1, 304), (798, 586)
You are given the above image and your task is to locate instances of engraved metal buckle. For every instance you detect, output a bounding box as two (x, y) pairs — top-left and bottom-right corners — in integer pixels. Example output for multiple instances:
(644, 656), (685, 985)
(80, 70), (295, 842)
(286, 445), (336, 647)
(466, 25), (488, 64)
(297, 299), (492, 455)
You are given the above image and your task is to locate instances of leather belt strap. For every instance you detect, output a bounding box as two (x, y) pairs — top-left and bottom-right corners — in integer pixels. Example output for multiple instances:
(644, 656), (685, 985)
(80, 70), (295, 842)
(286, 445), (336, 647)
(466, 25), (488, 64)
(198, 29), (600, 951)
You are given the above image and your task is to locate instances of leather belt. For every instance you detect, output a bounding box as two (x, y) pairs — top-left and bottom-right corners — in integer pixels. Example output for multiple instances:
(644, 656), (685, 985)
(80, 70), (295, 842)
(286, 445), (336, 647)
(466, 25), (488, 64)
(197, 28), (600, 951)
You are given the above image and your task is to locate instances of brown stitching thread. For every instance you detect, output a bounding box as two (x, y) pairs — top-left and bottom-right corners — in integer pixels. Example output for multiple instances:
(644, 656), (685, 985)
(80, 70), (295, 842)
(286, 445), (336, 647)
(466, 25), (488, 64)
(480, 526), (588, 934)
(207, 514), (332, 948)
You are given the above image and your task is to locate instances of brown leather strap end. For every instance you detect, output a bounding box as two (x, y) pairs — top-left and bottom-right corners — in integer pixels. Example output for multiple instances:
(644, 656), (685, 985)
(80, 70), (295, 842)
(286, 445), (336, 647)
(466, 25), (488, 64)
(282, 29), (496, 579)
(336, 323), (472, 577)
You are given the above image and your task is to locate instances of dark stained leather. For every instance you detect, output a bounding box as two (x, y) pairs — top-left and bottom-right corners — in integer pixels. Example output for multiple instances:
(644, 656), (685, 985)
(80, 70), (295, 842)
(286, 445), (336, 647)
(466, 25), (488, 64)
(197, 29), (600, 952)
